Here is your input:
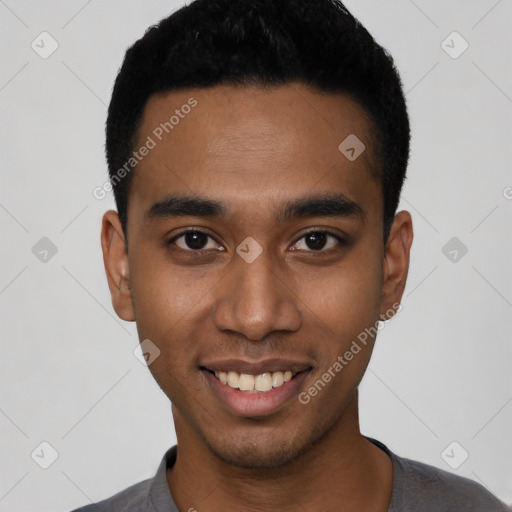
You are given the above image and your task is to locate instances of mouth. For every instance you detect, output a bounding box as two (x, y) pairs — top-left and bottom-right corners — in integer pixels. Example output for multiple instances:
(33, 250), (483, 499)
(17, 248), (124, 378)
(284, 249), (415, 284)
(201, 367), (304, 393)
(199, 361), (312, 417)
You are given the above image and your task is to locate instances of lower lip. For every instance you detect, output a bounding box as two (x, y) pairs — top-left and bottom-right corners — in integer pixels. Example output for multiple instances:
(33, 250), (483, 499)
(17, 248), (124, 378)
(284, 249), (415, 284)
(201, 369), (310, 418)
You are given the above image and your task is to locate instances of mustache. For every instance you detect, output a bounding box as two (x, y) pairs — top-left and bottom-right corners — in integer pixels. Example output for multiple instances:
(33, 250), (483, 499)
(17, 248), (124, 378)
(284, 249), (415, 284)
(159, 331), (319, 360)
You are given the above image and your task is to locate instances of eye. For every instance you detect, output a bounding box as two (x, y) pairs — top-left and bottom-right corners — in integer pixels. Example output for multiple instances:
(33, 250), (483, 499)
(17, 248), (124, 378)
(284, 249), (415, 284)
(170, 230), (221, 252)
(291, 230), (344, 252)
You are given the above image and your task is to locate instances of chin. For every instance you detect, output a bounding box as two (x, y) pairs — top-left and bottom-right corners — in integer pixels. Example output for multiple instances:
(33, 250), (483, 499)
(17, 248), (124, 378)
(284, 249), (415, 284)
(212, 438), (303, 469)
(202, 422), (329, 470)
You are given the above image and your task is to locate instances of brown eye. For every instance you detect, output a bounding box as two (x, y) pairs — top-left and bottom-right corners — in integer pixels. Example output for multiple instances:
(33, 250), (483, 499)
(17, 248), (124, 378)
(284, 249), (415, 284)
(171, 230), (219, 251)
(305, 232), (328, 250)
(291, 231), (344, 252)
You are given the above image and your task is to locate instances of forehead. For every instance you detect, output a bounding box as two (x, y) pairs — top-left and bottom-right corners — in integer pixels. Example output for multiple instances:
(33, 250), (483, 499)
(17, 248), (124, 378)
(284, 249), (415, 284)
(128, 84), (380, 220)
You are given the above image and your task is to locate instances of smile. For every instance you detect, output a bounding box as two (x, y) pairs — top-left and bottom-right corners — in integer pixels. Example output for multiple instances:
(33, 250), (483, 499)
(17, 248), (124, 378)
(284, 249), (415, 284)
(199, 359), (312, 416)
(205, 369), (298, 393)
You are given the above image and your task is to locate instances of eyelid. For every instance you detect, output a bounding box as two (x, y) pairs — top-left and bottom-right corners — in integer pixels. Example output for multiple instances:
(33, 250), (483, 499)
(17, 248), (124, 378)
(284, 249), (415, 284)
(168, 228), (222, 252)
(290, 228), (347, 251)
(168, 227), (347, 253)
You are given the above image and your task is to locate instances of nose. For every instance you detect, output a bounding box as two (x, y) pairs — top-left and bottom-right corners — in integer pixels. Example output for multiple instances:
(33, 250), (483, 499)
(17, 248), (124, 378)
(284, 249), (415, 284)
(212, 249), (302, 341)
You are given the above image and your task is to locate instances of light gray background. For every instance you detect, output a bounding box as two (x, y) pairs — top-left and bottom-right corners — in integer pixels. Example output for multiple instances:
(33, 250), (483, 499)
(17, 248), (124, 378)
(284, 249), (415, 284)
(1, 1), (511, 510)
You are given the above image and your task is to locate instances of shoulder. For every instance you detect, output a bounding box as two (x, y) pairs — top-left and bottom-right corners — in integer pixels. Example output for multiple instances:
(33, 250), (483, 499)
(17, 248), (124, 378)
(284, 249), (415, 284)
(69, 477), (153, 512)
(69, 445), (178, 512)
(390, 452), (511, 511)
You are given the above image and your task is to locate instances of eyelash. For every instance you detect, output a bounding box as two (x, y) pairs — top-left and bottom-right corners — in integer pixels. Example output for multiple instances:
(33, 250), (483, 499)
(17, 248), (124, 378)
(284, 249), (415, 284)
(168, 229), (346, 255)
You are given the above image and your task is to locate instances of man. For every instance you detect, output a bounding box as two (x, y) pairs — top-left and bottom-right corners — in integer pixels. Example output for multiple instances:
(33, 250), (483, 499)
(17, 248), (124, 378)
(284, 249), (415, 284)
(73, 0), (510, 510)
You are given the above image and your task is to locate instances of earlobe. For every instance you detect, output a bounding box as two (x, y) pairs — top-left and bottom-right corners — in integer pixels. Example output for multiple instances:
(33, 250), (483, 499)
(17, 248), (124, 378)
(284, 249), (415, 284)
(380, 210), (413, 319)
(100, 210), (136, 322)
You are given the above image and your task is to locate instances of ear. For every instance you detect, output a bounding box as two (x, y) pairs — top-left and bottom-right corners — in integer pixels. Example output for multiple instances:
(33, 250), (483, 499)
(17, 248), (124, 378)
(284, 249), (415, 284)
(100, 210), (135, 322)
(380, 210), (413, 319)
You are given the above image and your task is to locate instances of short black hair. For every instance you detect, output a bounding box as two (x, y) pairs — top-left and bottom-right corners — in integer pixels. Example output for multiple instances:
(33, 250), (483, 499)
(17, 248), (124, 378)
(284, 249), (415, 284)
(106, 0), (410, 241)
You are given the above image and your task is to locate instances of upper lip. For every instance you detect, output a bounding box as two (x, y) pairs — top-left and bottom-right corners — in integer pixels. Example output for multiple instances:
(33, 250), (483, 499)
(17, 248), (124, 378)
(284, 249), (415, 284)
(200, 358), (313, 375)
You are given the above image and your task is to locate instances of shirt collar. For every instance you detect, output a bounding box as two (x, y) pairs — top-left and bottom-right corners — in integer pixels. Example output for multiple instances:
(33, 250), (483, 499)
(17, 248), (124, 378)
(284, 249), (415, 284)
(145, 439), (397, 511)
(146, 445), (179, 512)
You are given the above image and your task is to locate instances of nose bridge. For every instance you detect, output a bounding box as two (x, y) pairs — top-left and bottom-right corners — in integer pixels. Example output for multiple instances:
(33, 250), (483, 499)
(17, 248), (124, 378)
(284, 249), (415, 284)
(212, 249), (302, 340)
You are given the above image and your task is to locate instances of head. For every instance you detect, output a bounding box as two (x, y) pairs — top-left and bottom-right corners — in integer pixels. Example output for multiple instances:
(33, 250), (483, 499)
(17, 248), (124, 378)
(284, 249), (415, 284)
(101, 0), (413, 469)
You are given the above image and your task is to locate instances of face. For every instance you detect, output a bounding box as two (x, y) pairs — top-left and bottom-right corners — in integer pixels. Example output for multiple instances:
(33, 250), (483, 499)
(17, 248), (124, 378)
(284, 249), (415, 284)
(101, 84), (412, 469)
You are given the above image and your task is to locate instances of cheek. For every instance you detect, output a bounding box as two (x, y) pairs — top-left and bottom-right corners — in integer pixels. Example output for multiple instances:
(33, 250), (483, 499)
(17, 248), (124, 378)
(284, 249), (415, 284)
(130, 244), (209, 332)
(298, 254), (383, 345)
(297, 267), (383, 410)
(128, 247), (221, 385)
(130, 268), (207, 402)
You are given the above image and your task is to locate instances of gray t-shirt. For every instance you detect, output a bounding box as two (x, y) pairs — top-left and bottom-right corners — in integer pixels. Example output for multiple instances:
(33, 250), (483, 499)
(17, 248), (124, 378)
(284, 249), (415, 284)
(70, 437), (510, 511)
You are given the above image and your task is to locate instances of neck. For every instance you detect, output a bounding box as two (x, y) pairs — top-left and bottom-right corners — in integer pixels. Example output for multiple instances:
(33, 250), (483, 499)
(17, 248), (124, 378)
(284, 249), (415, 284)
(167, 396), (393, 512)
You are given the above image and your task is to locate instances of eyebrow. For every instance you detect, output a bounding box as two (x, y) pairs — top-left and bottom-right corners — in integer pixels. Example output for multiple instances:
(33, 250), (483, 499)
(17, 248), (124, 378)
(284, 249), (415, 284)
(144, 193), (365, 224)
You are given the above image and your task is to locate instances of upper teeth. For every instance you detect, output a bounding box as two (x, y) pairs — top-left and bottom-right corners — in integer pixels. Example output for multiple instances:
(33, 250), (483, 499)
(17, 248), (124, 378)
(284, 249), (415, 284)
(214, 370), (295, 391)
